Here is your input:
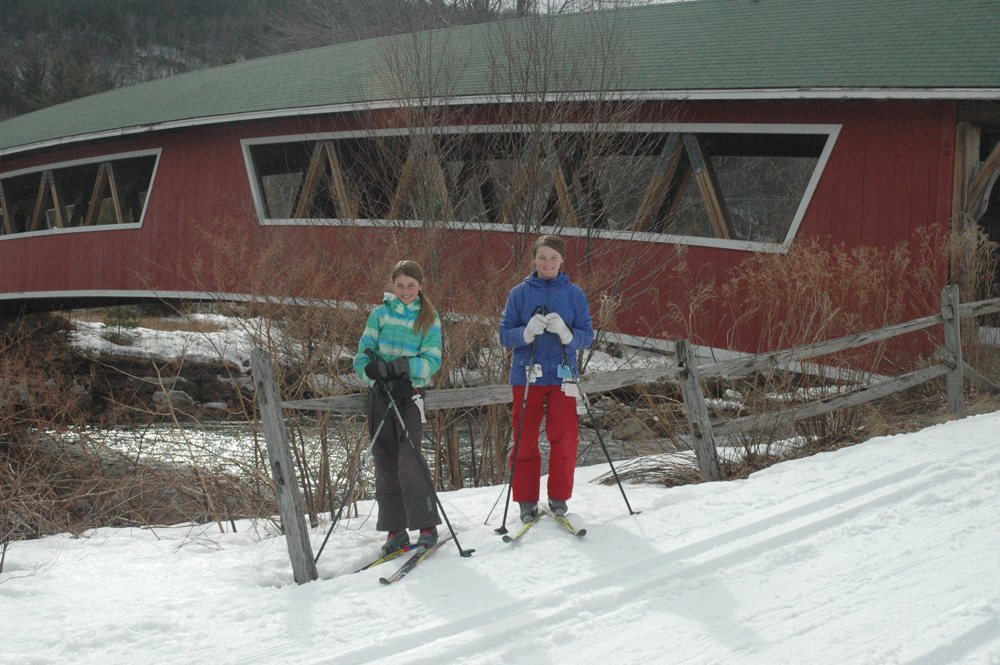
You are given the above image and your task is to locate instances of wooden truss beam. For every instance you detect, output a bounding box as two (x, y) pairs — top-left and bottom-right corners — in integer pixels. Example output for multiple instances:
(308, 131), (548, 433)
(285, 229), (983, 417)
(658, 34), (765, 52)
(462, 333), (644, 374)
(293, 142), (326, 219)
(968, 137), (1000, 221)
(579, 172), (607, 228)
(85, 162), (123, 226)
(543, 137), (578, 227)
(426, 140), (455, 222)
(292, 141), (361, 220)
(30, 170), (67, 231)
(48, 170), (67, 229)
(322, 140), (357, 220)
(0, 181), (12, 235)
(500, 138), (539, 231)
(636, 133), (684, 232)
(387, 135), (453, 222)
(388, 141), (420, 220)
(682, 133), (732, 240)
(477, 162), (502, 225)
(663, 163), (694, 230)
(450, 155), (477, 219)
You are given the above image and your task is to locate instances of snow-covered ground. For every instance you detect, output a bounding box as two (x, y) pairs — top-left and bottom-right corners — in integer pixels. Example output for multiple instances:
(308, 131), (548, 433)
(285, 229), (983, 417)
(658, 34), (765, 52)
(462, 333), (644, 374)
(69, 315), (258, 368)
(4, 410), (1000, 664)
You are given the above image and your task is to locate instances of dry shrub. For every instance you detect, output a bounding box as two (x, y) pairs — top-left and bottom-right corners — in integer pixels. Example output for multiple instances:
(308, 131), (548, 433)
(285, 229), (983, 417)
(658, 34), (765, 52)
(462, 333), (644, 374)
(611, 224), (1000, 487)
(0, 316), (274, 553)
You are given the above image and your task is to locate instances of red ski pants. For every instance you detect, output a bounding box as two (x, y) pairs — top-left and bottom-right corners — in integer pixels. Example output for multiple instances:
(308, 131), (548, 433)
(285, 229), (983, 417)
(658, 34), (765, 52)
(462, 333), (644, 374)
(510, 384), (579, 503)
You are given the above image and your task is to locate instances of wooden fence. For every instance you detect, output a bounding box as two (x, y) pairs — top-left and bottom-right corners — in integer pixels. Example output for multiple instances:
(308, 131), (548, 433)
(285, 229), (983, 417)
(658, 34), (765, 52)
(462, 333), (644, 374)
(251, 285), (1000, 583)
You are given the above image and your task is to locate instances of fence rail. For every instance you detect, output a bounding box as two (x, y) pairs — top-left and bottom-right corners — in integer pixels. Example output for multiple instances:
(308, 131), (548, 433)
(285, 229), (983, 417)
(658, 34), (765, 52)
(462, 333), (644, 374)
(251, 285), (1000, 583)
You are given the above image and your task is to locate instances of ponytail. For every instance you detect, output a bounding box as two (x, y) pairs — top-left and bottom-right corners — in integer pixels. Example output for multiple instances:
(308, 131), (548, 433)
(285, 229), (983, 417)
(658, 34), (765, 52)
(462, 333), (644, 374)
(415, 293), (437, 337)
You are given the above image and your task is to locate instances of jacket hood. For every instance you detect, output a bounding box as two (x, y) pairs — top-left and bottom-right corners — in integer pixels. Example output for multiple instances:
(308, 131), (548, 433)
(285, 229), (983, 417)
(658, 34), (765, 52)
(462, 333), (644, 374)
(523, 270), (571, 286)
(383, 292), (422, 314)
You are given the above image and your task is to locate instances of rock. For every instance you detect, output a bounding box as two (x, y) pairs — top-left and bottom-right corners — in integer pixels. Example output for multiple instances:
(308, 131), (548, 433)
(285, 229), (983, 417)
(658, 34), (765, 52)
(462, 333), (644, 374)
(152, 390), (195, 406)
(219, 376), (254, 391)
(611, 417), (656, 440)
(192, 381), (237, 404)
(202, 402), (230, 411)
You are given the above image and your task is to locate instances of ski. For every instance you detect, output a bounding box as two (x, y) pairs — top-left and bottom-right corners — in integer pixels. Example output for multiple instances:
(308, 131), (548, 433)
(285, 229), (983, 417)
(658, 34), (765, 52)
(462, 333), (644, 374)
(541, 507), (587, 537)
(354, 544), (419, 573)
(501, 512), (545, 543)
(378, 534), (454, 585)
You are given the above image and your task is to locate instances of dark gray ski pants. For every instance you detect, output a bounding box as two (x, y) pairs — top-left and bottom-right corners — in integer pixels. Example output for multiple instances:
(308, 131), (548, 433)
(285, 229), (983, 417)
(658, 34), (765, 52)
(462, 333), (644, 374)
(368, 387), (441, 532)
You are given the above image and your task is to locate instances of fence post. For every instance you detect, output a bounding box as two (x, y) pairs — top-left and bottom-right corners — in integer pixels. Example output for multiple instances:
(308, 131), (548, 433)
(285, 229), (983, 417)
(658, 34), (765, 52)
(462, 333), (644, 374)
(249, 348), (318, 584)
(941, 285), (965, 415)
(675, 339), (724, 481)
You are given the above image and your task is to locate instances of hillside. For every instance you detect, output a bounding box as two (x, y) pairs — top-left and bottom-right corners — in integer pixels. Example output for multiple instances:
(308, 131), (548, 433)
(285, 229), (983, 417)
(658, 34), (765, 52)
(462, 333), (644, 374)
(0, 0), (509, 121)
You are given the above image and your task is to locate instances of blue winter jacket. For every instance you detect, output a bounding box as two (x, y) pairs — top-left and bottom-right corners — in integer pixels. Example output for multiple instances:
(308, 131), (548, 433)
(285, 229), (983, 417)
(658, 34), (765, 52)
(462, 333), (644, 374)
(499, 271), (595, 386)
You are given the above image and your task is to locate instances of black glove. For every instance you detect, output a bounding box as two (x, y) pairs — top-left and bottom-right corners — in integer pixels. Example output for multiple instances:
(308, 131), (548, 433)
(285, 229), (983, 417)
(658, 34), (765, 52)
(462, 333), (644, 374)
(364, 354), (392, 382)
(386, 376), (414, 406)
(389, 357), (410, 379)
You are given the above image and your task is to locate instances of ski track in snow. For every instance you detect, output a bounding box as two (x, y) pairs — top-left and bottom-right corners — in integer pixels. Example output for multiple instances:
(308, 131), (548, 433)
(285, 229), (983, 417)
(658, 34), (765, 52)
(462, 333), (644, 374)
(4, 413), (1000, 664)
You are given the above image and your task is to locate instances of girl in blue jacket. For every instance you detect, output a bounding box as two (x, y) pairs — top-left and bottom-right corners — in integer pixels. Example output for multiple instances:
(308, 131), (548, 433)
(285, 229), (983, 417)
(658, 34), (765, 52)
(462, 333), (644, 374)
(500, 235), (595, 522)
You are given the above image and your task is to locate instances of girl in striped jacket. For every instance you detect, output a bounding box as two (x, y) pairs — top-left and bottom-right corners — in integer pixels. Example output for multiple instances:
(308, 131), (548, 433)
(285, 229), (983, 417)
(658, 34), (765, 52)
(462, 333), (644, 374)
(354, 260), (443, 554)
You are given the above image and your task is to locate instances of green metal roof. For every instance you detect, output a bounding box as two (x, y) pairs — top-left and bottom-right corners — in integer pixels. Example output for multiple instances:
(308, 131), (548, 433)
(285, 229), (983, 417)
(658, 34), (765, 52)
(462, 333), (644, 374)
(2, 0), (998, 155)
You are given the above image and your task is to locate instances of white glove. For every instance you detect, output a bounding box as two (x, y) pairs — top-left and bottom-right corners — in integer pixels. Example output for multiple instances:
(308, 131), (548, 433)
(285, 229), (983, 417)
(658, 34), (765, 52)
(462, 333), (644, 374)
(545, 312), (574, 345)
(523, 313), (548, 344)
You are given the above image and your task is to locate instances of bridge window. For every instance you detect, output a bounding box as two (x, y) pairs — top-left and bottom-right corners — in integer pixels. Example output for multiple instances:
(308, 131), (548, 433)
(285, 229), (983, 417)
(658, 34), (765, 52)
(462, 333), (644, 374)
(244, 125), (837, 251)
(0, 151), (159, 238)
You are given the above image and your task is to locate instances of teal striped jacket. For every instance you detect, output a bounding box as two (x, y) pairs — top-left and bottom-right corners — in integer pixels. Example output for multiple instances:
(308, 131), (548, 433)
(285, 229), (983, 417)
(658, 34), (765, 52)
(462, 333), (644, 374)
(354, 294), (443, 388)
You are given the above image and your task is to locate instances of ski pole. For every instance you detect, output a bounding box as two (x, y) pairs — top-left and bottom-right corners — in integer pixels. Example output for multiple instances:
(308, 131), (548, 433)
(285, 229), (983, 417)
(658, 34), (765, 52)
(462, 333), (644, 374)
(494, 304), (546, 535)
(313, 399), (395, 564)
(564, 343), (640, 516)
(382, 383), (475, 557)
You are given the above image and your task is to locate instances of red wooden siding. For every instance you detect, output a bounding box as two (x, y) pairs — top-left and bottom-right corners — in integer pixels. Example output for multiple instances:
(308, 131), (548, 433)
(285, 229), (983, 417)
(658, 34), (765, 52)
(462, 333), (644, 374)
(0, 99), (958, 351)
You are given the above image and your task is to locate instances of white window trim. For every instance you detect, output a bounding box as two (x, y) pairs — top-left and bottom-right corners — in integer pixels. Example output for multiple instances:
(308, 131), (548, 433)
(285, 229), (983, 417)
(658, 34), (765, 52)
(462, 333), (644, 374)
(0, 148), (162, 242)
(241, 123), (841, 254)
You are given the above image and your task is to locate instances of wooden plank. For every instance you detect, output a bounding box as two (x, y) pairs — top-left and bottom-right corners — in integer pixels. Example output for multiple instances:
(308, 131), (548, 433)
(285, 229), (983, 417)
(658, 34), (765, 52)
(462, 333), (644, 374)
(967, 136), (1000, 221)
(942, 285), (964, 414)
(292, 141), (325, 219)
(682, 133), (732, 240)
(282, 361), (683, 413)
(282, 293), (1000, 415)
(675, 339), (723, 481)
(963, 361), (1000, 395)
(699, 313), (946, 379)
(958, 296), (1000, 319)
(29, 171), (51, 231)
(249, 349), (318, 585)
(635, 133), (683, 232)
(0, 181), (12, 235)
(48, 171), (67, 229)
(714, 363), (953, 438)
(323, 140), (357, 220)
(85, 163), (109, 226)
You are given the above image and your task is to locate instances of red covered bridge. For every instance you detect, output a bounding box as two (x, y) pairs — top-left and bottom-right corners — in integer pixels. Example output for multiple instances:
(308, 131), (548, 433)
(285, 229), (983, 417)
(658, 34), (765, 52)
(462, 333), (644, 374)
(0, 0), (998, 351)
